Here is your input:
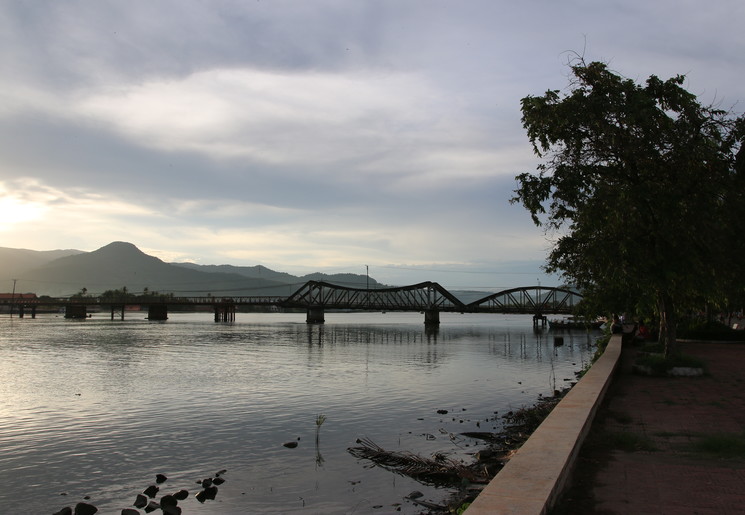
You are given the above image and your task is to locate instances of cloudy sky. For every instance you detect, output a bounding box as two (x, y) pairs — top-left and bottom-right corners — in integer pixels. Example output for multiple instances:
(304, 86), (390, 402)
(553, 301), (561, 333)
(1, 1), (743, 291)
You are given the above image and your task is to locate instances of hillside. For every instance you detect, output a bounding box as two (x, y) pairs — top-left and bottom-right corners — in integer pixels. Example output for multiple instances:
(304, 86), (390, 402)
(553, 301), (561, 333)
(2, 242), (377, 297)
(175, 262), (382, 289)
(0, 246), (83, 278)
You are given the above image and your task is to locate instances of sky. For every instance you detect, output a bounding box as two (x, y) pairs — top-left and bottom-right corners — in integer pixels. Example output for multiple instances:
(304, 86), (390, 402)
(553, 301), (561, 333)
(1, 1), (743, 291)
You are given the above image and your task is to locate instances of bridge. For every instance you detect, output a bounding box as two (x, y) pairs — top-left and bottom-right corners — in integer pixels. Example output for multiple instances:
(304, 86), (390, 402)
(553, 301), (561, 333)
(3, 281), (584, 325)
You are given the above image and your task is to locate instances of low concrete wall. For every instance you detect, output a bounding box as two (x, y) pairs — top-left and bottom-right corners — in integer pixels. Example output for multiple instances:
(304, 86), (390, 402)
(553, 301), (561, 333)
(465, 334), (622, 514)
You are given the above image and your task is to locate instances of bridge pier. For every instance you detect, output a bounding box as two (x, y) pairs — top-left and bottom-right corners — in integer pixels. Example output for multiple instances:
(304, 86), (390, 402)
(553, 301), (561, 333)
(110, 305), (125, 320)
(65, 304), (87, 319)
(214, 303), (235, 322)
(533, 313), (547, 327)
(306, 306), (325, 324)
(148, 304), (168, 321)
(424, 309), (440, 325)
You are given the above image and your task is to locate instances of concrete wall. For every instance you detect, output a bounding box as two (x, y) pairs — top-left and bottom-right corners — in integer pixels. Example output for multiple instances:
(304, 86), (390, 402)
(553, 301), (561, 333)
(465, 334), (622, 514)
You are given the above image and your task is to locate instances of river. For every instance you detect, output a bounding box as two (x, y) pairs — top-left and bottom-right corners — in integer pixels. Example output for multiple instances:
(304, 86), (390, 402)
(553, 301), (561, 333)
(0, 311), (598, 514)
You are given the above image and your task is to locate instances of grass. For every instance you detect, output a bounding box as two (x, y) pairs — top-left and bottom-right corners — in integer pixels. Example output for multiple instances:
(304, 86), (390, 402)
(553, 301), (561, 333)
(607, 410), (633, 424)
(690, 433), (745, 458)
(585, 429), (657, 453)
(634, 352), (706, 376)
(678, 319), (745, 342)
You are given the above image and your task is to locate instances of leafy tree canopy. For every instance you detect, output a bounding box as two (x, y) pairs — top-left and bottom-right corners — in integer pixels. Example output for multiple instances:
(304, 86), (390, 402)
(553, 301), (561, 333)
(512, 60), (744, 355)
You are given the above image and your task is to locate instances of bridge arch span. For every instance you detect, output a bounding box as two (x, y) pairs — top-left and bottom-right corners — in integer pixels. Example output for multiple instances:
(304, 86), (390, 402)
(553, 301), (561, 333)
(467, 286), (583, 315)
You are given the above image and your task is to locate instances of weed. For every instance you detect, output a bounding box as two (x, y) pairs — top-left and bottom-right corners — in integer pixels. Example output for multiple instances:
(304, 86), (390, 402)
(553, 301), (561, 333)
(609, 411), (633, 424)
(604, 430), (657, 452)
(635, 353), (706, 375)
(691, 433), (745, 457)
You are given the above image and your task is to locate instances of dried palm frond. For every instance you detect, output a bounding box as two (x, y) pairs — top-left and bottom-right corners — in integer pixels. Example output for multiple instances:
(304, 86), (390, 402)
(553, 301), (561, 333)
(347, 437), (485, 486)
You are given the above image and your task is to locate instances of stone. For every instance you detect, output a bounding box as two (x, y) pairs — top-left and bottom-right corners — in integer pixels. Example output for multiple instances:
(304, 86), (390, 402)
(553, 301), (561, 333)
(160, 494), (177, 507)
(133, 493), (148, 508)
(73, 502), (98, 515)
(142, 485), (159, 498)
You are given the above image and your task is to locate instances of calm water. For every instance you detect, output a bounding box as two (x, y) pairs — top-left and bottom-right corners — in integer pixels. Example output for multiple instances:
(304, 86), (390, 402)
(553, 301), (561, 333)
(0, 312), (598, 514)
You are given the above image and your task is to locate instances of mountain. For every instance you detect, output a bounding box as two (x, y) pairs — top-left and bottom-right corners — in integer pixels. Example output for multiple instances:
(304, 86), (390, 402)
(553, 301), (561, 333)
(0, 246), (83, 278)
(3, 242), (378, 297)
(175, 262), (382, 289)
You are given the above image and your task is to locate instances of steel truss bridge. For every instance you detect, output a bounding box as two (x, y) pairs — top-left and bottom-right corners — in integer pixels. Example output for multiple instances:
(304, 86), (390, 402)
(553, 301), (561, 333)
(5, 281), (584, 325)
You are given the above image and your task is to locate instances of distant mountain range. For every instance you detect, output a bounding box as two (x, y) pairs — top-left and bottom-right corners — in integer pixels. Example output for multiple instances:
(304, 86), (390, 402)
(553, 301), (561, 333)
(0, 241), (382, 297)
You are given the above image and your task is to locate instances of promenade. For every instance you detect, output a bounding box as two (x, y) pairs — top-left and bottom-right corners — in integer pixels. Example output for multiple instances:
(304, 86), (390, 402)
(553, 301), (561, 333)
(553, 339), (745, 514)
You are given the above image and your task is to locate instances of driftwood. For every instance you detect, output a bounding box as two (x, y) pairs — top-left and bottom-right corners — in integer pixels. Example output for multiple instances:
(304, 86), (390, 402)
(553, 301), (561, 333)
(347, 437), (487, 486)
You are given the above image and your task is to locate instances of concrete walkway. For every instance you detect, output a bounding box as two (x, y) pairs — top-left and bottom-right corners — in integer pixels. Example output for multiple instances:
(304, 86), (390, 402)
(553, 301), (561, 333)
(554, 340), (745, 514)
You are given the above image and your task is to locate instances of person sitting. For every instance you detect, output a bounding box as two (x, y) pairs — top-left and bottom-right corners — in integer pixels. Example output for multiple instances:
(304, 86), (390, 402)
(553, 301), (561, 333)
(636, 320), (651, 340)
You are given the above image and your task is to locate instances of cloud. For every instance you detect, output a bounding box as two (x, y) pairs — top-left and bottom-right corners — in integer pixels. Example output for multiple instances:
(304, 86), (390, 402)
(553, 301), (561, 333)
(0, 0), (743, 290)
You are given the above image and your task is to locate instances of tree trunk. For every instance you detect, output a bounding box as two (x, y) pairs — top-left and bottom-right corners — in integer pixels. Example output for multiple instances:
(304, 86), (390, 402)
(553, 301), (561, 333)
(657, 291), (678, 358)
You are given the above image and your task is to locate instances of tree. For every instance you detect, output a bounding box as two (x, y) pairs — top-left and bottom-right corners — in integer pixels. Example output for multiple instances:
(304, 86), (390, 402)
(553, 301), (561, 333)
(512, 60), (743, 357)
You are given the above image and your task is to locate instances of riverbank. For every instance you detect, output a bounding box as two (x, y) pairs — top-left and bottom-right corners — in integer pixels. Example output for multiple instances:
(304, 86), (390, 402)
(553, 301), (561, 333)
(553, 339), (745, 513)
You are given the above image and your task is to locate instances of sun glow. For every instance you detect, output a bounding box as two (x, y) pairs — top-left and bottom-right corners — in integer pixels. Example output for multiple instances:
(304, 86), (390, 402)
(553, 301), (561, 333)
(0, 195), (47, 229)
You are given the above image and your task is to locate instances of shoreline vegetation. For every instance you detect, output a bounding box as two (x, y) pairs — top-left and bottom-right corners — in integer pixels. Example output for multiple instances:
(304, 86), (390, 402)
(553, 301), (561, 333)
(348, 385), (576, 514)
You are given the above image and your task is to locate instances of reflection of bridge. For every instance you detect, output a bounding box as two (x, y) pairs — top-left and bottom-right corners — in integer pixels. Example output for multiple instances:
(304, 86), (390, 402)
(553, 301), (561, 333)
(6, 281), (583, 325)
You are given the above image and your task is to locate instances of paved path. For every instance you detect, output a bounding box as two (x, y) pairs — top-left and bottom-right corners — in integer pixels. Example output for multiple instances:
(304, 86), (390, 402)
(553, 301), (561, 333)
(553, 340), (745, 514)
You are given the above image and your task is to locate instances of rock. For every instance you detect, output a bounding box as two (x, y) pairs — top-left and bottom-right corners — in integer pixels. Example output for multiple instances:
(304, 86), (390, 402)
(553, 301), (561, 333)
(144, 500), (160, 513)
(162, 505), (182, 515)
(215, 469), (227, 477)
(155, 474), (168, 484)
(53, 507), (72, 515)
(212, 476), (225, 485)
(173, 489), (189, 500)
(437, 409), (448, 414)
(121, 509), (139, 515)
(204, 486), (218, 500)
(201, 477), (213, 488)
(195, 486), (218, 503)
(73, 502), (98, 515)
(407, 491), (424, 499)
(133, 493), (148, 508)
(283, 441), (298, 448)
(142, 485), (159, 498)
(160, 494), (177, 507)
